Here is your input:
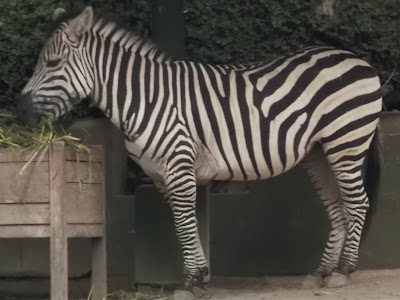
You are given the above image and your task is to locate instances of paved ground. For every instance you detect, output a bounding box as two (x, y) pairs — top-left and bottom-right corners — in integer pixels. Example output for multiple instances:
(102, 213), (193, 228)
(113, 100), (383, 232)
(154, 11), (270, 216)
(1, 269), (400, 299)
(138, 269), (400, 300)
(205, 269), (400, 300)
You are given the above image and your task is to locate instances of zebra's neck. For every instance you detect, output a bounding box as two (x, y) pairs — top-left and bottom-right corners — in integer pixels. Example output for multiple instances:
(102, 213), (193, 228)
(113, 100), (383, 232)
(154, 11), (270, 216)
(83, 19), (240, 151)
(85, 19), (174, 136)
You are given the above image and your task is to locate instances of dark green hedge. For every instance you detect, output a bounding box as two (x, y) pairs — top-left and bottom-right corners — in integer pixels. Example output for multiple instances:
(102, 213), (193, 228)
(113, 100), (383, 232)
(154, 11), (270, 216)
(184, 0), (400, 82)
(0, 0), (151, 111)
(1, 0), (399, 111)
(0, 0), (53, 109)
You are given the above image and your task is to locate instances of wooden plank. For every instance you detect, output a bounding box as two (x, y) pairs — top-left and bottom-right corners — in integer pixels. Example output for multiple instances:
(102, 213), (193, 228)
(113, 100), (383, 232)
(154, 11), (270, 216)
(67, 224), (104, 238)
(65, 183), (104, 224)
(0, 145), (103, 163)
(65, 145), (104, 163)
(0, 162), (49, 203)
(49, 142), (68, 300)
(64, 161), (103, 184)
(0, 225), (50, 238)
(0, 147), (49, 162)
(0, 224), (105, 238)
(0, 204), (49, 225)
(0, 186), (104, 225)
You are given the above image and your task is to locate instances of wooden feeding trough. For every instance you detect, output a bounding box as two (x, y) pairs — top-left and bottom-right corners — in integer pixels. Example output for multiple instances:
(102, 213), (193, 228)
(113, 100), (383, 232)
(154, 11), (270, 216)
(0, 142), (106, 300)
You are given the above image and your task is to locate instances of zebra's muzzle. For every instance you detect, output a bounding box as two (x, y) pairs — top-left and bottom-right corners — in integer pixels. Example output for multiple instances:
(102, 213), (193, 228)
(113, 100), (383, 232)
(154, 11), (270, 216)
(16, 93), (41, 127)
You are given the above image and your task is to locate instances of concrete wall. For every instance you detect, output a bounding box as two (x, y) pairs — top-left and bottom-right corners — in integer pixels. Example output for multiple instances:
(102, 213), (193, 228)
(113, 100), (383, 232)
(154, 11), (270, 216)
(134, 112), (400, 282)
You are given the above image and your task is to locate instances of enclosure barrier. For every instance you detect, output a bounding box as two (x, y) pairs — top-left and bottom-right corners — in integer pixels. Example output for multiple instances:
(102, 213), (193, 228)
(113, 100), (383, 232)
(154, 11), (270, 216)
(0, 142), (107, 300)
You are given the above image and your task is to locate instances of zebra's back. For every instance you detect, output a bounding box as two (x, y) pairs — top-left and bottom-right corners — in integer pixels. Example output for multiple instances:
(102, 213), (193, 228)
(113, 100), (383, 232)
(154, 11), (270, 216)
(188, 47), (382, 181)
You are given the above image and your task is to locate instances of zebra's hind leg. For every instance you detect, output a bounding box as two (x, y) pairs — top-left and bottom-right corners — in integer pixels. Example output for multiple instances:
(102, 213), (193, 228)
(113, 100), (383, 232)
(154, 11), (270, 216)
(325, 164), (369, 288)
(301, 146), (347, 289)
(319, 129), (375, 288)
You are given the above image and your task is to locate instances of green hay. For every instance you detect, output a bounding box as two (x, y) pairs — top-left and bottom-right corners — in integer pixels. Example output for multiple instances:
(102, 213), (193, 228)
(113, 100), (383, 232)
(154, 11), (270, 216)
(106, 288), (171, 300)
(0, 109), (89, 151)
(0, 109), (91, 173)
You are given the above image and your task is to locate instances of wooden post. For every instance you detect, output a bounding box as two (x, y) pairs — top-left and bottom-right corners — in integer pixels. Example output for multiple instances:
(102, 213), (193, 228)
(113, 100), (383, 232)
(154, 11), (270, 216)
(49, 142), (67, 300)
(91, 237), (107, 300)
(91, 157), (107, 300)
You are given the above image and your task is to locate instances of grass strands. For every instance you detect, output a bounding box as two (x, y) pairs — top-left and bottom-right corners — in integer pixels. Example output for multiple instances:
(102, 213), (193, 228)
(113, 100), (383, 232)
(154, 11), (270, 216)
(0, 109), (88, 150)
(105, 287), (171, 300)
(0, 109), (90, 171)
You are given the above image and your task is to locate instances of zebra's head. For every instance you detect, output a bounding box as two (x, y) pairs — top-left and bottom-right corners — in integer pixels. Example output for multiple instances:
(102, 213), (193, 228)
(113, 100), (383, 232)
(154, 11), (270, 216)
(17, 7), (95, 126)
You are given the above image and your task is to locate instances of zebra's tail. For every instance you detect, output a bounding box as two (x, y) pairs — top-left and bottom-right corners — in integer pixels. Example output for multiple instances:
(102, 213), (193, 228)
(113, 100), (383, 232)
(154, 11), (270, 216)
(363, 125), (381, 238)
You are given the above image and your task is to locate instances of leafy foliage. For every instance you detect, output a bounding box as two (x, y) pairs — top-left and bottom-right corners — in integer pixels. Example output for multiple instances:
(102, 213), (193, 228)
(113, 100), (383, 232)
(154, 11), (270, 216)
(0, 0), (55, 110)
(0, 0), (151, 111)
(184, 0), (400, 87)
(313, 1), (400, 87)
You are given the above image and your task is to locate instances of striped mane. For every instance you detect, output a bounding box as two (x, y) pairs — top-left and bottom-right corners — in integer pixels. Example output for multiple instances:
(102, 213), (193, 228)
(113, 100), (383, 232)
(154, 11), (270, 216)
(54, 11), (170, 63)
(90, 18), (170, 62)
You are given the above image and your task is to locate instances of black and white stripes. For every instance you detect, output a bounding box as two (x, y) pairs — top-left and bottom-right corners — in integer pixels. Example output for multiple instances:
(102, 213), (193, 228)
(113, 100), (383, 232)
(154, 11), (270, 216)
(18, 7), (382, 295)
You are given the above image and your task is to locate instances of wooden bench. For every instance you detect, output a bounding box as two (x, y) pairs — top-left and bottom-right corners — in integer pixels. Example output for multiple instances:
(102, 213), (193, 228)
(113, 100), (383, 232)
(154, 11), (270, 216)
(0, 142), (106, 300)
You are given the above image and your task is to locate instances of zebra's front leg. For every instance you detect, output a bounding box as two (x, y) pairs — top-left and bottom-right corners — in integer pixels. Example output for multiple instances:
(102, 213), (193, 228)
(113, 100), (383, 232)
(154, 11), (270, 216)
(164, 170), (209, 299)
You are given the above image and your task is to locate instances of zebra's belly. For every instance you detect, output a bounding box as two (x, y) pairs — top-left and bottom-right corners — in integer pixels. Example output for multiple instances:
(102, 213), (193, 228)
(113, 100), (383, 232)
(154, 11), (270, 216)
(207, 164), (287, 181)
(194, 147), (220, 181)
(195, 147), (306, 182)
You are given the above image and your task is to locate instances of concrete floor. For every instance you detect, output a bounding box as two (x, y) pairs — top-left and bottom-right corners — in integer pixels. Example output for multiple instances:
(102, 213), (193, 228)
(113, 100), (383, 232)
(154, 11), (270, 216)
(206, 269), (400, 300)
(133, 269), (400, 300)
(1, 269), (400, 299)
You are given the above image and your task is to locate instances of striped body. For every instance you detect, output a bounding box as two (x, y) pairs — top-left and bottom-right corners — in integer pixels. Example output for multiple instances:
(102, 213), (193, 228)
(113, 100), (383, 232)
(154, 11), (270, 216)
(19, 7), (382, 294)
(119, 47), (381, 183)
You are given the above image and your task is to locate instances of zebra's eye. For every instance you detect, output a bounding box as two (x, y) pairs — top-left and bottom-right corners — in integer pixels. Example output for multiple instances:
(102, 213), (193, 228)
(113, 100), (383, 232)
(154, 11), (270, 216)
(46, 58), (62, 67)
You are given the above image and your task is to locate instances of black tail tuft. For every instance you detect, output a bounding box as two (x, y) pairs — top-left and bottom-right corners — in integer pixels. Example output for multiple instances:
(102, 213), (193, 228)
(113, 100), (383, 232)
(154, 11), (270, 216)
(363, 127), (381, 238)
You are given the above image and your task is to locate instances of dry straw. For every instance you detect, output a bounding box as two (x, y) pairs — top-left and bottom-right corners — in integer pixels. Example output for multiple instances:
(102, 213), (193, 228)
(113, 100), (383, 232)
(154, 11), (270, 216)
(0, 109), (90, 172)
(0, 109), (88, 149)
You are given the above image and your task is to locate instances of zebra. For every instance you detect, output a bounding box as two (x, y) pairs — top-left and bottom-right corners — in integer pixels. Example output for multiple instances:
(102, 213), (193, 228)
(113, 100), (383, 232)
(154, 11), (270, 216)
(16, 7), (382, 299)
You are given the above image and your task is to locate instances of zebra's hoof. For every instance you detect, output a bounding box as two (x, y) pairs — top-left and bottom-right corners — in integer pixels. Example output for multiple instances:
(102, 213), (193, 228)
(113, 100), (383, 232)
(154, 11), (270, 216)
(193, 286), (212, 299)
(173, 289), (195, 300)
(302, 274), (325, 289)
(325, 272), (351, 288)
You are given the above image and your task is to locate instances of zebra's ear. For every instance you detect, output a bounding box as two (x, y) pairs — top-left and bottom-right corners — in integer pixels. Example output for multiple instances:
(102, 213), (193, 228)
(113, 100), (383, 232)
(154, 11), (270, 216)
(66, 7), (94, 41)
(53, 8), (67, 22)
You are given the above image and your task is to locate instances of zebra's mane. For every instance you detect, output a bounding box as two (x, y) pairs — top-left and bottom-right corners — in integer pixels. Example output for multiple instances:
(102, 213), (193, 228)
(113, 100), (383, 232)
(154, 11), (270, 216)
(53, 8), (170, 63)
(90, 18), (170, 62)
